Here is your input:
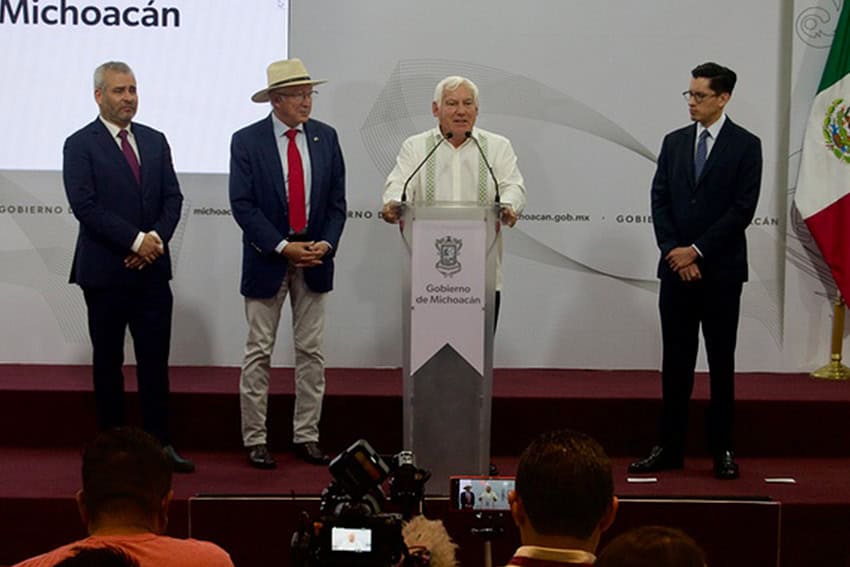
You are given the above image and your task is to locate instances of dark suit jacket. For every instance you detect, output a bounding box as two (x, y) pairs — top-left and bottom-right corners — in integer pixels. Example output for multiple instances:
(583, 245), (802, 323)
(63, 118), (183, 287)
(651, 117), (762, 283)
(229, 116), (346, 298)
(459, 491), (475, 508)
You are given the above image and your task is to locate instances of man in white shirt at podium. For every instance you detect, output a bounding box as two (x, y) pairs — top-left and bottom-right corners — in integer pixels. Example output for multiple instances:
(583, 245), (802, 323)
(478, 483), (501, 509)
(381, 76), (527, 324)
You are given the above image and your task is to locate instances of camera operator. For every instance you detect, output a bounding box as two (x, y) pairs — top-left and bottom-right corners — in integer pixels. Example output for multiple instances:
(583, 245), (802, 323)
(505, 429), (618, 566)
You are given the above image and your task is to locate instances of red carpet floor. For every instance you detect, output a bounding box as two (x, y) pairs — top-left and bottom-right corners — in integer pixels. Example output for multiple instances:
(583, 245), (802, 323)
(2, 365), (850, 566)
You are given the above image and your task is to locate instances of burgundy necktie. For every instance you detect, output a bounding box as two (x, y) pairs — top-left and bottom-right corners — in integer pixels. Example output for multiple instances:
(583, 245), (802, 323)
(118, 129), (141, 185)
(285, 129), (307, 233)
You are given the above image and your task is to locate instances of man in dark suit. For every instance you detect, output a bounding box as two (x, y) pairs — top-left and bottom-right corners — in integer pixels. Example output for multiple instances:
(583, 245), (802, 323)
(229, 58), (346, 469)
(63, 61), (194, 472)
(459, 485), (475, 509)
(629, 62), (762, 480)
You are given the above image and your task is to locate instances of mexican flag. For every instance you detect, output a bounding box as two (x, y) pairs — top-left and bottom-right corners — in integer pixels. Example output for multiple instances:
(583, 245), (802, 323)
(795, 1), (850, 300)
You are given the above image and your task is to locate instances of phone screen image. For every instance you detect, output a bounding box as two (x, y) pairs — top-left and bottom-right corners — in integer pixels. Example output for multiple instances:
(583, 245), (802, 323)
(452, 477), (515, 511)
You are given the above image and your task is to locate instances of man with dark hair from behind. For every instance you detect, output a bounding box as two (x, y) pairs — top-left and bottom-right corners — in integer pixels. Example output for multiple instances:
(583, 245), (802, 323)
(54, 547), (140, 567)
(12, 428), (233, 567)
(595, 526), (706, 567)
(505, 429), (618, 566)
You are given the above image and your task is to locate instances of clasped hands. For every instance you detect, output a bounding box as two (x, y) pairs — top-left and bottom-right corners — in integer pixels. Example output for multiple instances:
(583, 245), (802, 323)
(282, 241), (330, 268)
(665, 246), (701, 282)
(125, 232), (164, 270)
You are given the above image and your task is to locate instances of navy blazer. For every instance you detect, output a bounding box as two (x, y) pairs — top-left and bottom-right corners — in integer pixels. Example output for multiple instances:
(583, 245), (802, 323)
(650, 117), (762, 283)
(63, 118), (183, 287)
(229, 116), (346, 298)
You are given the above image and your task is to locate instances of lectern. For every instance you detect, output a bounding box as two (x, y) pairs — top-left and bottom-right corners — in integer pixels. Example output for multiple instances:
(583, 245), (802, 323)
(399, 201), (500, 494)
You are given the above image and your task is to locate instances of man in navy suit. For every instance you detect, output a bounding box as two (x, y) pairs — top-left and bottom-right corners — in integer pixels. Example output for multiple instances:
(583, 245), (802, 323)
(229, 58), (346, 469)
(459, 485), (475, 509)
(629, 62), (762, 480)
(63, 61), (194, 472)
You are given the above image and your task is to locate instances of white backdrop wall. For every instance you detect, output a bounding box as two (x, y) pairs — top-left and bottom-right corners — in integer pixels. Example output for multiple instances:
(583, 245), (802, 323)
(0, 0), (845, 371)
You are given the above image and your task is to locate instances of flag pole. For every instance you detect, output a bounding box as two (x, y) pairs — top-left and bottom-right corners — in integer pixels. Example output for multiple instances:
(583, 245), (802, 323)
(812, 295), (850, 380)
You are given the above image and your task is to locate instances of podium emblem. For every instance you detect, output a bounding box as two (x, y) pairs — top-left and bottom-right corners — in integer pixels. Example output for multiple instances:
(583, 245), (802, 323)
(435, 236), (462, 277)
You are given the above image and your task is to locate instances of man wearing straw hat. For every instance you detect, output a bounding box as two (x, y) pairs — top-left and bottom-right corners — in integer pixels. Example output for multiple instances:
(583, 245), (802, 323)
(229, 58), (346, 469)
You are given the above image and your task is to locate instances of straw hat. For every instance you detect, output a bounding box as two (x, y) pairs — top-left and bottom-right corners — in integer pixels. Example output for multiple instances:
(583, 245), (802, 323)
(251, 58), (327, 103)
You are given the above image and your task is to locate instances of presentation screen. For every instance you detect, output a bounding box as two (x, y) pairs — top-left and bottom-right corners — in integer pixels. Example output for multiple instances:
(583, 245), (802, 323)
(0, 0), (289, 173)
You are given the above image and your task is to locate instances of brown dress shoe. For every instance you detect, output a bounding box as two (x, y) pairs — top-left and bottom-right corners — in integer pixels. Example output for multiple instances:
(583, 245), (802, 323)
(247, 444), (277, 469)
(293, 441), (331, 465)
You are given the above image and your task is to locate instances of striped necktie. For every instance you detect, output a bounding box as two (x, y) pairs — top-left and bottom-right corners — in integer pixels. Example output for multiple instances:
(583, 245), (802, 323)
(118, 129), (140, 185)
(694, 129), (709, 181)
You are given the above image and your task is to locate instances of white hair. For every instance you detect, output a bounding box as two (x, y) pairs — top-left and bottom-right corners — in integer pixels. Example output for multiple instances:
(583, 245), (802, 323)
(433, 76), (479, 109)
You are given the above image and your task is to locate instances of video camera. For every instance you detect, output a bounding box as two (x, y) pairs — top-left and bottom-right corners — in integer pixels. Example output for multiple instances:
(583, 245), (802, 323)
(292, 439), (431, 567)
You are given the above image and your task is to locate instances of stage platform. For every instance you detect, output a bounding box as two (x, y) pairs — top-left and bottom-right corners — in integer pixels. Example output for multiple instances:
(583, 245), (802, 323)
(1, 365), (849, 566)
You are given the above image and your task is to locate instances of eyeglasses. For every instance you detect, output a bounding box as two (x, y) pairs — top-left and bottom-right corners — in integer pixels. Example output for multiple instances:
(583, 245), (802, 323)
(279, 90), (318, 102)
(682, 90), (717, 103)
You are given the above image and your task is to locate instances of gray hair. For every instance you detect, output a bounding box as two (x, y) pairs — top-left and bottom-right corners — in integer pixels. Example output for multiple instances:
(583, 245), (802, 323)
(94, 61), (134, 90)
(433, 76), (479, 109)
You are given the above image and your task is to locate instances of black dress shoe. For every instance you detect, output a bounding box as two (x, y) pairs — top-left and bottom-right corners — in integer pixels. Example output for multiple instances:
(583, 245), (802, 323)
(713, 450), (740, 480)
(163, 445), (196, 474)
(628, 445), (684, 474)
(294, 441), (331, 465)
(247, 444), (277, 469)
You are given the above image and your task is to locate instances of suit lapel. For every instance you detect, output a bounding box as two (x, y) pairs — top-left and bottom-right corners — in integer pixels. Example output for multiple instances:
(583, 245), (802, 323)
(261, 115), (288, 211)
(696, 118), (732, 187)
(303, 120), (324, 228)
(92, 119), (141, 191)
(684, 123), (697, 190)
(135, 125), (152, 192)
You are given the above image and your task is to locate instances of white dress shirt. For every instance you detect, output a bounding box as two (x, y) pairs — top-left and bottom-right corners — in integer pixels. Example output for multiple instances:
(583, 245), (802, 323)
(383, 126), (527, 289)
(383, 126), (525, 209)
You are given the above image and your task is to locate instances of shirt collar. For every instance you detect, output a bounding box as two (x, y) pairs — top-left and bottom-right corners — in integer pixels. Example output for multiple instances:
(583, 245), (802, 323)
(272, 113), (305, 138)
(435, 126), (476, 148)
(697, 112), (726, 141)
(511, 545), (596, 565)
(99, 115), (133, 139)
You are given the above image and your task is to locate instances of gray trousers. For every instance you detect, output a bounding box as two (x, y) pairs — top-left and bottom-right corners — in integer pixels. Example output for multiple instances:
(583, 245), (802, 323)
(240, 267), (326, 447)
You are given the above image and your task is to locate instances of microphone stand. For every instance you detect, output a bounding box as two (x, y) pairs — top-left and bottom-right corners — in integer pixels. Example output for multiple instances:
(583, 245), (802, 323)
(401, 130), (454, 203)
(465, 131), (500, 204)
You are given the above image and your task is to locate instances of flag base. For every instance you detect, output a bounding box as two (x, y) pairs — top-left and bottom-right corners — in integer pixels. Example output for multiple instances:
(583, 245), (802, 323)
(811, 359), (850, 381)
(811, 297), (850, 380)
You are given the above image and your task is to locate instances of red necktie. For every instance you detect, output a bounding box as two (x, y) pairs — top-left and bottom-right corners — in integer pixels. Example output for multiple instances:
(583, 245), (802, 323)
(118, 129), (140, 185)
(285, 129), (307, 233)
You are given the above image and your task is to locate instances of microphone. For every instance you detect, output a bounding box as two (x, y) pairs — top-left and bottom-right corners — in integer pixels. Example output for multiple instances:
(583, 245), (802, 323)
(401, 131), (453, 203)
(465, 131), (500, 203)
